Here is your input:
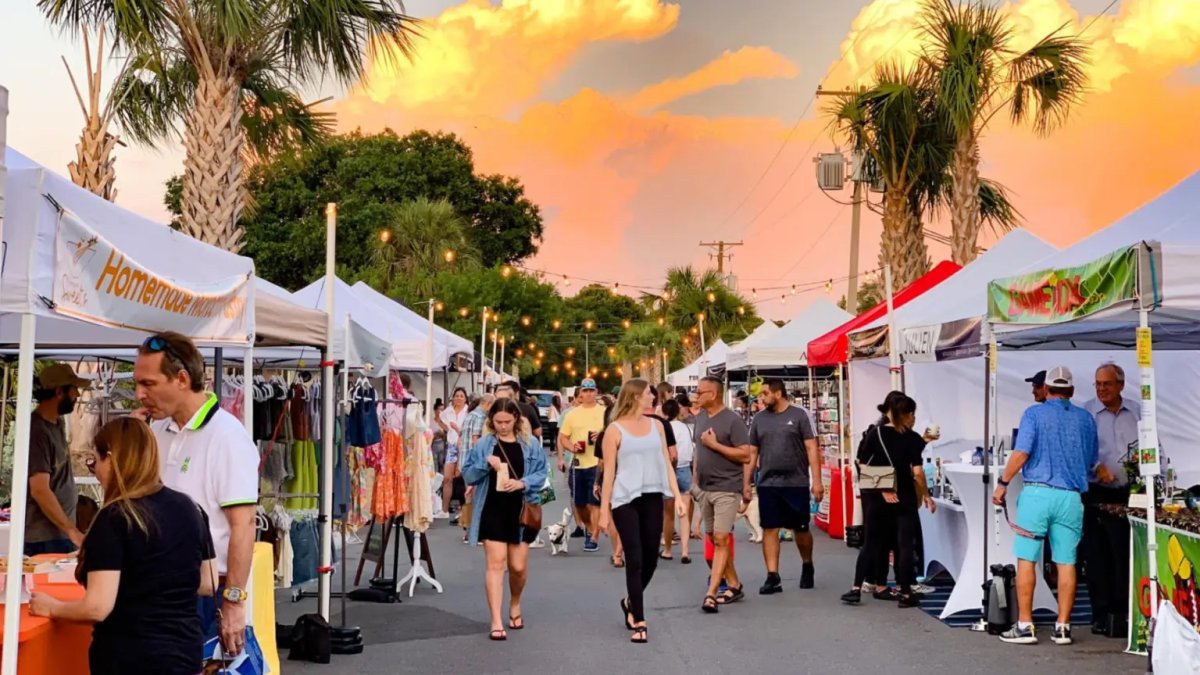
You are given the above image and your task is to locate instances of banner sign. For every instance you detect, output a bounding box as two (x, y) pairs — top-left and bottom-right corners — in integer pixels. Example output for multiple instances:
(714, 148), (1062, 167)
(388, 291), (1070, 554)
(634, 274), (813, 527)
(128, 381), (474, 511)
(53, 210), (251, 343)
(898, 317), (982, 363)
(987, 246), (1138, 324)
(1128, 517), (1200, 654)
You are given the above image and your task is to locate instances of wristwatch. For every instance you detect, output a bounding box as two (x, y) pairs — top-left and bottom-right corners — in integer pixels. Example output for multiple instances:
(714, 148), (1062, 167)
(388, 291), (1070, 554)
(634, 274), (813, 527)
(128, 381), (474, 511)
(997, 478), (1010, 487)
(222, 587), (248, 604)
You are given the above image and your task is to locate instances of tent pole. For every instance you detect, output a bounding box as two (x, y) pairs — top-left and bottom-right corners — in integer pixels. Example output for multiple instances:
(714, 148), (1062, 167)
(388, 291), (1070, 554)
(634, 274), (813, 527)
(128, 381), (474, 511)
(1139, 308), (1159, 667)
(0, 361), (9, 478)
(2, 313), (37, 675)
(242, 347), (253, 436)
(317, 203), (337, 621)
(979, 324), (994, 622)
(213, 347), (223, 403)
(479, 308), (488, 391)
(883, 264), (901, 391)
(425, 300), (435, 426)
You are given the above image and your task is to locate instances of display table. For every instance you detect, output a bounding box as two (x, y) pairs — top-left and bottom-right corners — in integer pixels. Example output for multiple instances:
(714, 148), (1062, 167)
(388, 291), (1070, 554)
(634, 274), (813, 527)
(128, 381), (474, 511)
(919, 497), (967, 580)
(938, 463), (1057, 619)
(1121, 508), (1200, 655)
(0, 559), (91, 674)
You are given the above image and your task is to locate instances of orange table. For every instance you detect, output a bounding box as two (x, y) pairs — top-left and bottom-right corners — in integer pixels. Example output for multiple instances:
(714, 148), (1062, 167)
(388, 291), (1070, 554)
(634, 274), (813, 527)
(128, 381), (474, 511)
(0, 558), (92, 674)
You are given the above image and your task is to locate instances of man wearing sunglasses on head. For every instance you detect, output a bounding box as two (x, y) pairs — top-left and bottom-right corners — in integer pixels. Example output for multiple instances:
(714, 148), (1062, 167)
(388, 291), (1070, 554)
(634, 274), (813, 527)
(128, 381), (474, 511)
(133, 332), (258, 659)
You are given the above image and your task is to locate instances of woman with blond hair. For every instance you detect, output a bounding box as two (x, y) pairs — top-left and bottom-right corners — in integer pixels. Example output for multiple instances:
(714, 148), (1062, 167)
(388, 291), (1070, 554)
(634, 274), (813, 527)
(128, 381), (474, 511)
(30, 417), (215, 675)
(462, 398), (548, 641)
(599, 379), (685, 644)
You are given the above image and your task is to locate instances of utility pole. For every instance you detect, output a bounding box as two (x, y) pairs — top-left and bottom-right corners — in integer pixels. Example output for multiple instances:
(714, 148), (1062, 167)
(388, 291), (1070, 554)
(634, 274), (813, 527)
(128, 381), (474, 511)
(698, 240), (743, 274)
(816, 86), (864, 314)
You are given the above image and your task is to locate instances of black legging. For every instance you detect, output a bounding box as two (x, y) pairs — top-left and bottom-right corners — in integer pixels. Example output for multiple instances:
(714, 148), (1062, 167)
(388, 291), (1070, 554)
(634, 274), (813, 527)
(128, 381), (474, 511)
(612, 493), (664, 623)
(854, 492), (918, 594)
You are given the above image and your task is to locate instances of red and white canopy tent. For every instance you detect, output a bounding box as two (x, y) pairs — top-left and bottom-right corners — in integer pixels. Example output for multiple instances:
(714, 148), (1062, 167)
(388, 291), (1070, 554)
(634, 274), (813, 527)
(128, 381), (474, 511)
(804, 261), (962, 539)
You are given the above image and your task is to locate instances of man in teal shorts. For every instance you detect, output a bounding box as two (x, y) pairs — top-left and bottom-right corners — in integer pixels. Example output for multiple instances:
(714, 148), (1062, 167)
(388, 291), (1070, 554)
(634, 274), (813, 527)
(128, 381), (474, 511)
(992, 366), (1098, 647)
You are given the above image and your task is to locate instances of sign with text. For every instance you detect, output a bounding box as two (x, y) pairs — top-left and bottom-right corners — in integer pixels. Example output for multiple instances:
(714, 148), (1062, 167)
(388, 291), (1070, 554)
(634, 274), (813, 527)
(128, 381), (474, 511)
(987, 246), (1138, 324)
(53, 210), (251, 343)
(1128, 518), (1200, 654)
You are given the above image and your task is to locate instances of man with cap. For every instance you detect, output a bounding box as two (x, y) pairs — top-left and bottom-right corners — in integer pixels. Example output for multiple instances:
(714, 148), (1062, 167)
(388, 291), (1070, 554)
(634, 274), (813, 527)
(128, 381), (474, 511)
(1025, 370), (1047, 403)
(26, 364), (89, 555)
(992, 366), (1098, 646)
(557, 378), (606, 552)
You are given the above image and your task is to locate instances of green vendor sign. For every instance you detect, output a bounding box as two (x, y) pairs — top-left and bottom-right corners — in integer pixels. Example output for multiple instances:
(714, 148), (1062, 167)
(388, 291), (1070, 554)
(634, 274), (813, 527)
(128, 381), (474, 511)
(1128, 517), (1200, 654)
(987, 245), (1138, 324)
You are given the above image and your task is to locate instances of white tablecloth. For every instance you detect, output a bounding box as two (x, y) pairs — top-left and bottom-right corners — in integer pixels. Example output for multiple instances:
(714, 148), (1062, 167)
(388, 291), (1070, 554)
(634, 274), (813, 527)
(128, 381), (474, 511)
(919, 497), (967, 580)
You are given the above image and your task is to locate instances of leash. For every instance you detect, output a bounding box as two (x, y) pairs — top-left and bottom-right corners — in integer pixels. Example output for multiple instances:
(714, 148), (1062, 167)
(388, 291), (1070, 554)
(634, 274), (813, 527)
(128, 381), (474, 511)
(1000, 498), (1045, 541)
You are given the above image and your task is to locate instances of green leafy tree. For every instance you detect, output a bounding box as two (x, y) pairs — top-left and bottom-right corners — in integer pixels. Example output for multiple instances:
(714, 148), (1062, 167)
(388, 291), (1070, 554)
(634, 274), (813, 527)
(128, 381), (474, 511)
(644, 267), (760, 361)
(838, 278), (885, 312)
(362, 198), (481, 299)
(41, 0), (417, 252)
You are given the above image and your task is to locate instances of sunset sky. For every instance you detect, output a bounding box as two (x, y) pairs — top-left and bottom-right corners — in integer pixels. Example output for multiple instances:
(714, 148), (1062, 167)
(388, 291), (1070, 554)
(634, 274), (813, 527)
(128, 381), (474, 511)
(3, 0), (1199, 320)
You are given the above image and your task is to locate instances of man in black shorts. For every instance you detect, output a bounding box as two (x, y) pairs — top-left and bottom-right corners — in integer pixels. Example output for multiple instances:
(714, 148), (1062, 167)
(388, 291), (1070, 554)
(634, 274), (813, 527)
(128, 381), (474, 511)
(749, 379), (822, 594)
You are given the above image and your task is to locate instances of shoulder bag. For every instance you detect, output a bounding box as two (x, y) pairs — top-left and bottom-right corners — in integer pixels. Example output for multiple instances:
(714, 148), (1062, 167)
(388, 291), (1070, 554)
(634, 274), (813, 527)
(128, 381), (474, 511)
(857, 426), (897, 491)
(496, 440), (543, 532)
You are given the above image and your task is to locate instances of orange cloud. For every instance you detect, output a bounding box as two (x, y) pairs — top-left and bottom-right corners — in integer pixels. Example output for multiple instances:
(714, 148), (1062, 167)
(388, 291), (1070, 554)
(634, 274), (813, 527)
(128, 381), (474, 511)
(627, 46), (800, 111)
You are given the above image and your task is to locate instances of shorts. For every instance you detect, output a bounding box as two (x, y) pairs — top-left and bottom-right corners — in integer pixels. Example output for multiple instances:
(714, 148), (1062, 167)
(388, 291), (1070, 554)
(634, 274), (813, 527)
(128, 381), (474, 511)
(693, 487), (740, 534)
(757, 485), (811, 532)
(1013, 484), (1084, 565)
(571, 465), (600, 507)
(674, 467), (693, 494)
(445, 442), (460, 465)
(704, 532), (735, 562)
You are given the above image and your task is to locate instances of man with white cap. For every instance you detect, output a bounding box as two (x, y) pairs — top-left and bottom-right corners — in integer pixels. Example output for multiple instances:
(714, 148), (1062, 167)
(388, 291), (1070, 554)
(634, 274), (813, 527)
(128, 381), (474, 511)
(992, 366), (1098, 647)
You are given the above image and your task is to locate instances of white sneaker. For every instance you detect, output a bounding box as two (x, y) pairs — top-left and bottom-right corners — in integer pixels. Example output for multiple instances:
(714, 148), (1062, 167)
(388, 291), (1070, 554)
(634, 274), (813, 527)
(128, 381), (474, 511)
(1052, 624), (1073, 645)
(913, 583), (935, 595)
(529, 537), (546, 549)
(433, 511), (450, 520)
(861, 583), (878, 593)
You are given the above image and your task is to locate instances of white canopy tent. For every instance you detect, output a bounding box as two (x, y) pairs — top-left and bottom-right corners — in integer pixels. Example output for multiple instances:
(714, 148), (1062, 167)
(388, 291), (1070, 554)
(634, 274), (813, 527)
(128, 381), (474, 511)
(350, 281), (474, 360)
(667, 339), (729, 387)
(724, 299), (851, 372)
(1, 144), (259, 674)
(294, 276), (448, 371)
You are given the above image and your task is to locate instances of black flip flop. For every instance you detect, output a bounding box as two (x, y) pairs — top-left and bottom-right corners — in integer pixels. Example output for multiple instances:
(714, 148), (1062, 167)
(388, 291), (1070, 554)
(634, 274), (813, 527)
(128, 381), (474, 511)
(620, 598), (635, 630)
(488, 629), (507, 641)
(659, 551), (674, 561)
(701, 595), (719, 614)
(631, 626), (648, 644)
(680, 555), (692, 565)
(508, 615), (524, 630)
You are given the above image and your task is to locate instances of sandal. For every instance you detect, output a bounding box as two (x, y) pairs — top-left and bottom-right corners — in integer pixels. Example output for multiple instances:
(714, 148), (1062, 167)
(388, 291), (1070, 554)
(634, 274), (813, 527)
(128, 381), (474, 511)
(631, 626), (648, 644)
(659, 551), (674, 561)
(716, 585), (745, 605)
(488, 629), (507, 641)
(611, 555), (625, 568)
(680, 555), (692, 565)
(620, 598), (635, 630)
(508, 615), (524, 630)
(701, 595), (719, 614)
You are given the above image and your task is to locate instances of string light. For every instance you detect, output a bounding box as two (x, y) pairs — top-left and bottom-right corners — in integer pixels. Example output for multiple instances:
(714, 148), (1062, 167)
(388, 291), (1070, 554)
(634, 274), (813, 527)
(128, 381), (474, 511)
(515, 348), (525, 358)
(443, 249), (456, 263)
(682, 337), (690, 346)
(622, 319), (631, 329)
(752, 288), (757, 299)
(536, 350), (545, 359)
(781, 294), (787, 304)
(566, 347), (576, 357)
(551, 365), (559, 373)
(791, 284), (797, 295)
(562, 276), (571, 287)
(501, 265), (513, 278)
(825, 279), (833, 292)
(551, 319), (562, 330)
(608, 347), (617, 356)
(565, 360), (574, 370)
(584, 320), (595, 331)
(706, 291), (716, 303)
(434, 301), (444, 312)
(736, 305), (745, 316)
(520, 316), (531, 327)
(379, 230), (392, 243)
(601, 372), (609, 380)
(527, 341), (536, 350)
(534, 359), (542, 368)
(696, 312), (705, 322)
(657, 317), (665, 326)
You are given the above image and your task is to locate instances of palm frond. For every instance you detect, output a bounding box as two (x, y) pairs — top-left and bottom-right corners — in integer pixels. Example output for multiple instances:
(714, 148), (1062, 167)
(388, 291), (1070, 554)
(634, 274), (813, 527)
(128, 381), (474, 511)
(920, 0), (1011, 135)
(1008, 31), (1090, 135)
(271, 0), (421, 87)
(38, 0), (171, 48)
(111, 51), (195, 146)
(977, 177), (1021, 235)
(239, 70), (335, 162)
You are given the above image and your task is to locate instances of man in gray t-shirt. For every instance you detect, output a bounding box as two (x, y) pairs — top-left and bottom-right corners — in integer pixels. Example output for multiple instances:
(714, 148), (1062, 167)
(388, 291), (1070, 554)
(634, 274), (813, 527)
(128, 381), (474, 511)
(749, 379), (822, 594)
(692, 377), (754, 612)
(26, 364), (87, 555)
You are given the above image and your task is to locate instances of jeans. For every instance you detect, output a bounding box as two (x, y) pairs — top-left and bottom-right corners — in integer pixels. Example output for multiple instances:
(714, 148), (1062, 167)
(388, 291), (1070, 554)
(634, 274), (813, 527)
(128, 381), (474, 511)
(612, 493), (665, 623)
(24, 539), (75, 556)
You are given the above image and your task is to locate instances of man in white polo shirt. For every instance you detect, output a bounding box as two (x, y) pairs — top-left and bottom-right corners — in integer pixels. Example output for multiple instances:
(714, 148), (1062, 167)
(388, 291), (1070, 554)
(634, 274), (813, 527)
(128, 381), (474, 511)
(133, 332), (258, 657)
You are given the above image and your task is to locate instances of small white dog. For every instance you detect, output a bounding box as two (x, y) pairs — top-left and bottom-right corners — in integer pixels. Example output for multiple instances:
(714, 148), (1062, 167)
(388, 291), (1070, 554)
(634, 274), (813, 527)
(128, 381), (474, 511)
(546, 508), (572, 555)
(737, 489), (763, 543)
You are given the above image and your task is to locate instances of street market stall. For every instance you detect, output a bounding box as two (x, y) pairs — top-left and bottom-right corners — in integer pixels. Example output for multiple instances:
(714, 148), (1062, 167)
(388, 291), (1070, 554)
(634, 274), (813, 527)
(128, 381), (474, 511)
(723, 299), (851, 372)
(667, 339), (729, 388)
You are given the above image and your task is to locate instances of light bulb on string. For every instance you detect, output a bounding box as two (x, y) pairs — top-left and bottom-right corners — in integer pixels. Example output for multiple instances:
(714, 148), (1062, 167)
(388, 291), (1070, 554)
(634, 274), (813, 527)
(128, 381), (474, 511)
(607, 347), (616, 356)
(584, 320), (595, 331)
(536, 350), (545, 359)
(825, 279), (833, 292)
(520, 316), (531, 327)
(706, 291), (716, 303)
(736, 305), (745, 316)
(527, 341), (536, 350)
(566, 347), (576, 357)
(379, 229), (392, 243)
(791, 284), (797, 295)
(515, 349), (525, 358)
(501, 265), (513, 278)
(657, 317), (665, 326)
(434, 301), (444, 312)
(551, 365), (559, 374)
(443, 249), (456, 263)
(459, 307), (470, 317)
(562, 276), (571, 287)
(781, 294), (787, 304)
(622, 319), (631, 329)
(752, 288), (757, 299)
(551, 319), (562, 330)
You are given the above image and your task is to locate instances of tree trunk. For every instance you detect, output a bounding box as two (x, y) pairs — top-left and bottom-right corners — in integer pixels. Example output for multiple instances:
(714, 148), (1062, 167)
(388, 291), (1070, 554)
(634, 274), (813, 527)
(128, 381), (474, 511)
(879, 190), (929, 287)
(181, 72), (245, 252)
(69, 117), (118, 201)
(949, 133), (982, 265)
(622, 359), (633, 383)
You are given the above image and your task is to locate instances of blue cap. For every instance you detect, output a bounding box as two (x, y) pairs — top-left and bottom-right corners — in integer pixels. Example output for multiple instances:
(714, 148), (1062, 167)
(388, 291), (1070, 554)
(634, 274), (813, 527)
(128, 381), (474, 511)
(580, 378), (597, 390)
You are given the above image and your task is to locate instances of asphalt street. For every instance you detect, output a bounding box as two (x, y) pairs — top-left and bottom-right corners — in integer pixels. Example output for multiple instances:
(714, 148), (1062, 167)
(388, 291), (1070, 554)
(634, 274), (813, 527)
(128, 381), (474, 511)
(278, 472), (1144, 675)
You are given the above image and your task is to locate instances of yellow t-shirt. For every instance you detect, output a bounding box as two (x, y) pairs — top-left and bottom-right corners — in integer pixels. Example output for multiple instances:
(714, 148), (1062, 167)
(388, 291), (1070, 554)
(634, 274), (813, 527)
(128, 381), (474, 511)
(558, 404), (606, 469)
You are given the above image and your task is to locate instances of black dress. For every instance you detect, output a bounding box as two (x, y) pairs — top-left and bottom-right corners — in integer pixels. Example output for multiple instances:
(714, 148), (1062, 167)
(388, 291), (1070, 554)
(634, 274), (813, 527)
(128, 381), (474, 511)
(478, 439), (537, 545)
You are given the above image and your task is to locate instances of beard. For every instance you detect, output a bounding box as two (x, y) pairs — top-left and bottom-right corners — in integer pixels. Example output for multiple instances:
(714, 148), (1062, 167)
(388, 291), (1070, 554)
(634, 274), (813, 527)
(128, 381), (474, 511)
(57, 396), (77, 416)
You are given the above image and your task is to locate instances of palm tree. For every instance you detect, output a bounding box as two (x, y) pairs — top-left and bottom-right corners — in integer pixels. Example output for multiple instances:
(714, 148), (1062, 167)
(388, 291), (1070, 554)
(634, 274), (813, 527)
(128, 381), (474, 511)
(372, 198), (480, 299)
(615, 322), (681, 383)
(39, 1), (418, 253)
(920, 0), (1087, 264)
(61, 26), (126, 201)
(644, 266), (759, 361)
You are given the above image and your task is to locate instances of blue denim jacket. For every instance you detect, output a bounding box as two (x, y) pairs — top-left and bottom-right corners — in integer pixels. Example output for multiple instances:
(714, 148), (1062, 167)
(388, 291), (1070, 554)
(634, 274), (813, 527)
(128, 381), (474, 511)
(461, 433), (548, 546)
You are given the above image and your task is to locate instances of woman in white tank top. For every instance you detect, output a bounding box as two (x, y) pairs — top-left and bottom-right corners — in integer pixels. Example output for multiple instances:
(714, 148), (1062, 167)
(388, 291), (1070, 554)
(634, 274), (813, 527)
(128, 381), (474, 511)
(599, 380), (685, 644)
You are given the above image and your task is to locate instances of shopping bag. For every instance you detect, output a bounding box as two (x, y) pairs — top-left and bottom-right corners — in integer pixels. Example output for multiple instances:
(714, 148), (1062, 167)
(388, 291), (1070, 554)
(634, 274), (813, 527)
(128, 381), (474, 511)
(203, 625), (268, 674)
(1152, 600), (1200, 673)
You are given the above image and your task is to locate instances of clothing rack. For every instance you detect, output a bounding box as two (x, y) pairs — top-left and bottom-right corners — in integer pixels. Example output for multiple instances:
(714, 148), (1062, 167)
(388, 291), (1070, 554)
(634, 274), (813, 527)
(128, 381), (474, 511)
(378, 397), (442, 598)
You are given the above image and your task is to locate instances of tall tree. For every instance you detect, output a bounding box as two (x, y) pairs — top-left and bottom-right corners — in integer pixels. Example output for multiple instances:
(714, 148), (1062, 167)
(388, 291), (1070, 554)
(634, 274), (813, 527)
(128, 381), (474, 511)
(41, 0), (418, 252)
(364, 197), (480, 299)
(61, 26), (125, 200)
(920, 0), (1087, 264)
(645, 266), (759, 361)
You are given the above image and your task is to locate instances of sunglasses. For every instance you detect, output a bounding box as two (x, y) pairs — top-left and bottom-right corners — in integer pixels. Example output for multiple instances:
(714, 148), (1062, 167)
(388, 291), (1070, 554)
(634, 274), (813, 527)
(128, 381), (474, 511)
(142, 335), (186, 366)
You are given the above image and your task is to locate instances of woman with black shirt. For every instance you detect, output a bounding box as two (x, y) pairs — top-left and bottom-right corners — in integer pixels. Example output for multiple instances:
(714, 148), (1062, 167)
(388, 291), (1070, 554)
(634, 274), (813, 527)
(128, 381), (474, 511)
(841, 394), (935, 608)
(30, 417), (215, 675)
(462, 399), (549, 641)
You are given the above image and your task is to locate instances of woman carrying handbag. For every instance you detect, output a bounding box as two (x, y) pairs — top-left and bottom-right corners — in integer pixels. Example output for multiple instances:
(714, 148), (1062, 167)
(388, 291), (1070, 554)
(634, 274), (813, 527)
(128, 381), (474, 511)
(598, 380), (686, 644)
(841, 394), (935, 608)
(461, 399), (548, 641)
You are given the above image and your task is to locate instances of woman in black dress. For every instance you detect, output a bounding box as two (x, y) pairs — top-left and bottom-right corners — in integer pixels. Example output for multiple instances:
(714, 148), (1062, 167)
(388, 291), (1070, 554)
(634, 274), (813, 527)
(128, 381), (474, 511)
(29, 417), (215, 675)
(462, 399), (548, 641)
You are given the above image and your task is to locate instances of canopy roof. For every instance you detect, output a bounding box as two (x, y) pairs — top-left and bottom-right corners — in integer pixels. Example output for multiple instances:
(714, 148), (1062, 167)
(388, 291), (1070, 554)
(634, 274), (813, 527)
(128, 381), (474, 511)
(806, 261), (962, 367)
(667, 339), (729, 387)
(848, 230), (1056, 362)
(254, 277), (326, 348)
(294, 277), (448, 371)
(1, 148), (255, 346)
(350, 281), (474, 359)
(725, 299), (851, 371)
(990, 170), (1200, 350)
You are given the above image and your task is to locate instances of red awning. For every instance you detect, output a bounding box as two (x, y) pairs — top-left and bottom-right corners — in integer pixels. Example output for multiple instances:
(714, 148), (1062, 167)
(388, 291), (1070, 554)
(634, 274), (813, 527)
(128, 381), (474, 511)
(806, 261), (962, 367)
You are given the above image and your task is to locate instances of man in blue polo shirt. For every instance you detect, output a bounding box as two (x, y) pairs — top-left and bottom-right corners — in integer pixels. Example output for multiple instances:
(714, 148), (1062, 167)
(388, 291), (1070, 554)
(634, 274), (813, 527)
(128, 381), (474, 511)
(992, 366), (1098, 647)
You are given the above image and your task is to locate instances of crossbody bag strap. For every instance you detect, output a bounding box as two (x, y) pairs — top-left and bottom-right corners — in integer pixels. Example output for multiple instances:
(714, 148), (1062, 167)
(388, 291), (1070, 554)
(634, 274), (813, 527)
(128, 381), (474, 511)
(874, 426), (895, 469)
(494, 438), (524, 480)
